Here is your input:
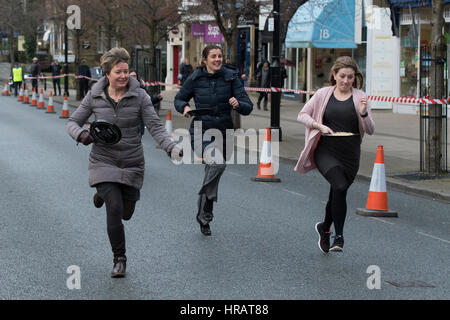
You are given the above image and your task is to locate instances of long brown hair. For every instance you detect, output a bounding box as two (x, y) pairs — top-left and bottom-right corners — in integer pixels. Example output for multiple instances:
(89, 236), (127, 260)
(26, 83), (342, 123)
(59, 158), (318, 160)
(329, 56), (364, 89)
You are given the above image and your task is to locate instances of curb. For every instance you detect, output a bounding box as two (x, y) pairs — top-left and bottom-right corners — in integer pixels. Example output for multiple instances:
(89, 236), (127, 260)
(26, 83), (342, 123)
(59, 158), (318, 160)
(275, 155), (450, 204)
(356, 173), (450, 204)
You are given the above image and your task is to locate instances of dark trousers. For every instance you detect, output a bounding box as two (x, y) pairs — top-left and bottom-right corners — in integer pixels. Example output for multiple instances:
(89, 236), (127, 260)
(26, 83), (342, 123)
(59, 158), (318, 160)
(95, 182), (140, 258)
(197, 164), (226, 224)
(80, 79), (89, 98)
(14, 82), (22, 96)
(257, 92), (268, 109)
(53, 79), (61, 96)
(322, 166), (352, 236)
(32, 79), (38, 92)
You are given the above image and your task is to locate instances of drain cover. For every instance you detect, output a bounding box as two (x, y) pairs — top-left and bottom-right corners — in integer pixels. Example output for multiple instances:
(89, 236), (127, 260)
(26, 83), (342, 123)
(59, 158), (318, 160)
(385, 280), (436, 288)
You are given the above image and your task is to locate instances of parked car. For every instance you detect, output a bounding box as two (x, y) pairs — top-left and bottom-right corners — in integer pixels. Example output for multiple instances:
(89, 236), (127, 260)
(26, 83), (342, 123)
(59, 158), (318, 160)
(88, 66), (103, 89)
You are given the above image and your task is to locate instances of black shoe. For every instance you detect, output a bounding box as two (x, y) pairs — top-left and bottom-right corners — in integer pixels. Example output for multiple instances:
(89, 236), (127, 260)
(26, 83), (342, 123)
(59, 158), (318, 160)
(196, 211), (213, 236)
(111, 256), (126, 278)
(315, 222), (331, 253)
(93, 193), (104, 208)
(199, 223), (211, 236)
(330, 235), (344, 252)
(257, 103), (261, 110)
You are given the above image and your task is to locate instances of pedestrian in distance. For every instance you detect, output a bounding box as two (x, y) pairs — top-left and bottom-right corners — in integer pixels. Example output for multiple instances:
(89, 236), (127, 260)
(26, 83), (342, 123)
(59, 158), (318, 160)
(280, 63), (288, 88)
(66, 47), (183, 278)
(294, 56), (375, 253)
(224, 58), (248, 86)
(11, 63), (24, 97)
(174, 44), (253, 236)
(255, 60), (271, 110)
(78, 58), (92, 99)
(179, 57), (193, 85)
(51, 60), (62, 96)
(129, 69), (163, 135)
(30, 57), (41, 92)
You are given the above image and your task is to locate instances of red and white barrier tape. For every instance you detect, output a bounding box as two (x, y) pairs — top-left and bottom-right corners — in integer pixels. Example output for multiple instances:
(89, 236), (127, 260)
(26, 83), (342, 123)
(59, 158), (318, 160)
(22, 74), (99, 82)
(367, 95), (449, 105)
(6, 74), (450, 105)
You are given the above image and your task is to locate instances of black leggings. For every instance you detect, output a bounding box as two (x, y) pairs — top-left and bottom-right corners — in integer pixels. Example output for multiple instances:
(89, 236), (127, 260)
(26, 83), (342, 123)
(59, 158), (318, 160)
(95, 182), (140, 258)
(322, 166), (352, 236)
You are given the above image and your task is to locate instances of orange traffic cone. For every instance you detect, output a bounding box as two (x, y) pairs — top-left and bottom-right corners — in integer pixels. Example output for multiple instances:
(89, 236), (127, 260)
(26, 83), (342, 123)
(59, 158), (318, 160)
(37, 88), (45, 109)
(251, 128), (281, 182)
(18, 85), (23, 101)
(30, 88), (37, 106)
(156, 110), (173, 149)
(59, 94), (70, 118)
(165, 110), (173, 139)
(23, 86), (30, 104)
(46, 91), (56, 114)
(356, 145), (398, 217)
(2, 81), (9, 96)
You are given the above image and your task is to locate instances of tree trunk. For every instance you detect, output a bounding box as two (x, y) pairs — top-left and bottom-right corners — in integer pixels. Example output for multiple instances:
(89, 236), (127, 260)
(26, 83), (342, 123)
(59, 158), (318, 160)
(210, 0), (241, 128)
(8, 32), (15, 67)
(147, 25), (158, 97)
(426, 0), (445, 174)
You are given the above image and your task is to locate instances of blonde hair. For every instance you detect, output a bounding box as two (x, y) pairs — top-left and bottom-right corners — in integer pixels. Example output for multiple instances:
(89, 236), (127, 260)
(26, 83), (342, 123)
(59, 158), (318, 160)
(329, 56), (364, 89)
(100, 47), (130, 75)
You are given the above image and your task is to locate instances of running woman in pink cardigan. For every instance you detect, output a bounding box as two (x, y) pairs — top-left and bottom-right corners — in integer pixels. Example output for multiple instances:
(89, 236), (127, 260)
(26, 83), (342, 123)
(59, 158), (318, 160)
(295, 56), (375, 253)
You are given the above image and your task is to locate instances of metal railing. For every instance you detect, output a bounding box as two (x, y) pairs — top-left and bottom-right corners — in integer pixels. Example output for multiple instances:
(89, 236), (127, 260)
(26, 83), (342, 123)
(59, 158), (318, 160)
(419, 45), (448, 174)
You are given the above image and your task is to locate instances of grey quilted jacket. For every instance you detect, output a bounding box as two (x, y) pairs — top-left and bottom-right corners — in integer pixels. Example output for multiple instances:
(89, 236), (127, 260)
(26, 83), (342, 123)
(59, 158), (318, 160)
(66, 76), (176, 190)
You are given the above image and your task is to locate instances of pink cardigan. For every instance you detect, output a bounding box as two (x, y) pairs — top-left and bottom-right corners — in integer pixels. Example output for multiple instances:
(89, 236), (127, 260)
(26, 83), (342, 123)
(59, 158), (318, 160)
(294, 86), (375, 174)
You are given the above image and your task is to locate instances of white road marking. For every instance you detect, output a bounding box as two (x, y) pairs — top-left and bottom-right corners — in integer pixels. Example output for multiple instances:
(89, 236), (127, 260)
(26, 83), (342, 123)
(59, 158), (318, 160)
(282, 189), (307, 198)
(417, 231), (450, 245)
(369, 217), (395, 225)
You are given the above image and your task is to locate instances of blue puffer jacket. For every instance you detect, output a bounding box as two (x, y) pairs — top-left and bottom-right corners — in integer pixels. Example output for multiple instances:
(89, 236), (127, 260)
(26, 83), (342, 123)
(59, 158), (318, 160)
(174, 66), (253, 154)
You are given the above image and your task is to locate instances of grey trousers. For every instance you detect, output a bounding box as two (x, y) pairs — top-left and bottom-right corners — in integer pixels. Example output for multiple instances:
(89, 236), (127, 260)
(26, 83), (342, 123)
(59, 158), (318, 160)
(197, 163), (226, 224)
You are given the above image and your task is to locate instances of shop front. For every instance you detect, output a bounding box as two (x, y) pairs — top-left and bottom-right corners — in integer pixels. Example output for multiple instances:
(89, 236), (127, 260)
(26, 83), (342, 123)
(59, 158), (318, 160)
(285, 0), (365, 100)
(393, 1), (450, 114)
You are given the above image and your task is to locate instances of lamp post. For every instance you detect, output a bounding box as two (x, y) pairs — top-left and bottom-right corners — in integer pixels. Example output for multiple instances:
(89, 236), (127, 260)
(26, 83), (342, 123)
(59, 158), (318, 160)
(64, 22), (69, 97)
(270, 0), (282, 141)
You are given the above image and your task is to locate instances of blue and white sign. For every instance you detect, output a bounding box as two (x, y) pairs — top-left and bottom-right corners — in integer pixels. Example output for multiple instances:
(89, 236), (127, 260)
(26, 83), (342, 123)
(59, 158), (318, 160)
(285, 0), (357, 48)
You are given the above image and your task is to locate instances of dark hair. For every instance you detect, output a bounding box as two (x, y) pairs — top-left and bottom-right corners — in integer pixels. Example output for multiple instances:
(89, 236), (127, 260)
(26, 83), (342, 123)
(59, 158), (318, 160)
(129, 68), (140, 80)
(329, 56), (364, 89)
(198, 44), (223, 68)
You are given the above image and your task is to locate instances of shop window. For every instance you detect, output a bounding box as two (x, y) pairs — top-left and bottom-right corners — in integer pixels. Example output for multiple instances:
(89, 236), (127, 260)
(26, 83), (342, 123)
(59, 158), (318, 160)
(400, 25), (418, 97)
(97, 25), (117, 54)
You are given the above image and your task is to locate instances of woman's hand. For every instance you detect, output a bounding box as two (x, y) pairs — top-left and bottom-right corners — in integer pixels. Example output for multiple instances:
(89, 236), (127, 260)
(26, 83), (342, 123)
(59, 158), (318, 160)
(314, 122), (334, 135)
(77, 130), (95, 145)
(229, 97), (239, 109)
(360, 96), (367, 116)
(183, 105), (192, 118)
(168, 147), (183, 162)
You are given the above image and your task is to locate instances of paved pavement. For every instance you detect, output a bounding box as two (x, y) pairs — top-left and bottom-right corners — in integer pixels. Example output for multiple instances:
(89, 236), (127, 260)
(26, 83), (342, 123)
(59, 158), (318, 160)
(4, 77), (450, 204)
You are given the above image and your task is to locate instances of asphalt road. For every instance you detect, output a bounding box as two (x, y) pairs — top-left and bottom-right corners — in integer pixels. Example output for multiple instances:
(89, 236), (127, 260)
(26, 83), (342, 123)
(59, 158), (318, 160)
(0, 95), (449, 300)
